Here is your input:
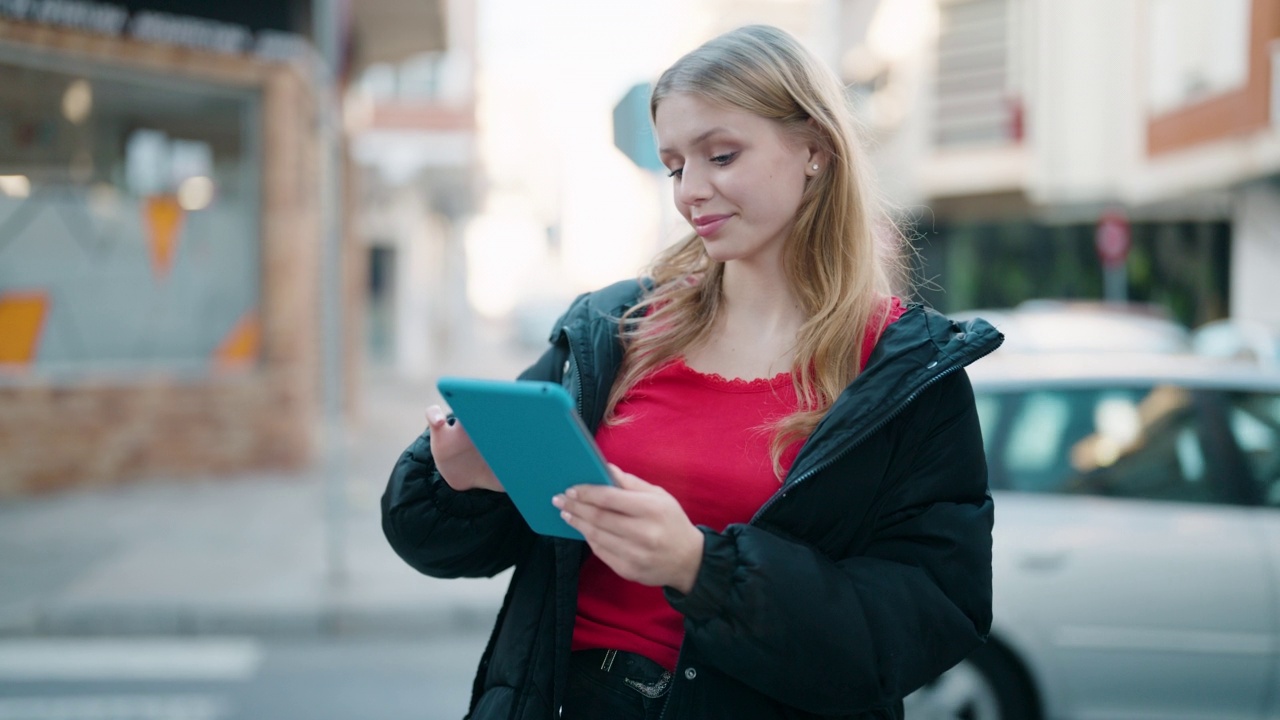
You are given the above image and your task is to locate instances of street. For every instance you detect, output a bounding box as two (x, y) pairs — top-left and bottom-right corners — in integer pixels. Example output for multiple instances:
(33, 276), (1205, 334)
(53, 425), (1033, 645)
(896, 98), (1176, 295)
(0, 320), (533, 720)
(0, 632), (489, 720)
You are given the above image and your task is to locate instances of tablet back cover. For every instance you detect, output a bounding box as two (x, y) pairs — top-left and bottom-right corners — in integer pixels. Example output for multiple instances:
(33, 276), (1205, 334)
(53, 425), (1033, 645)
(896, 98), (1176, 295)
(437, 377), (611, 539)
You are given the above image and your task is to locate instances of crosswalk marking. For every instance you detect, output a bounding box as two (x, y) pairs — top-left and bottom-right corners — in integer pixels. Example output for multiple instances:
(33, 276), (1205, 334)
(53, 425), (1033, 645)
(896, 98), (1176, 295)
(0, 695), (228, 720)
(0, 638), (262, 681)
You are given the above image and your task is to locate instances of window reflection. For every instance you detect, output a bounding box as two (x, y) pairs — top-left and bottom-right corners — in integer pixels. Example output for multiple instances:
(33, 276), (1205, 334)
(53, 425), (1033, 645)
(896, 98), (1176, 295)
(0, 54), (260, 376)
(979, 385), (1280, 507)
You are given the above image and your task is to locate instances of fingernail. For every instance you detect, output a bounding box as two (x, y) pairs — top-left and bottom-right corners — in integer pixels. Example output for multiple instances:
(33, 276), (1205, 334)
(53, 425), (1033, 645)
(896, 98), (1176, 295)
(551, 494), (564, 508)
(565, 488), (578, 499)
(426, 406), (444, 426)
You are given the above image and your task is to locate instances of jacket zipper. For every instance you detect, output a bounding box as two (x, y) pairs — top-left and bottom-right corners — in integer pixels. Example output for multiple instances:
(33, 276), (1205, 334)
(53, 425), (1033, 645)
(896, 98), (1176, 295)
(751, 343), (997, 525)
(562, 327), (585, 419)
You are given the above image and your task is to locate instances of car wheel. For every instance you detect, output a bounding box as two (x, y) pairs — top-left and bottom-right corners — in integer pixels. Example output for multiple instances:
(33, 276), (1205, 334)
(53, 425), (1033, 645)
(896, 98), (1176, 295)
(903, 644), (1037, 720)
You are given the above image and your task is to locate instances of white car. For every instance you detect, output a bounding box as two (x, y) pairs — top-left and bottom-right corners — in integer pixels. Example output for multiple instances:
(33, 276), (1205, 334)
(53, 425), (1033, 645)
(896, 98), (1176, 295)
(1192, 318), (1280, 368)
(952, 301), (1192, 355)
(905, 352), (1280, 720)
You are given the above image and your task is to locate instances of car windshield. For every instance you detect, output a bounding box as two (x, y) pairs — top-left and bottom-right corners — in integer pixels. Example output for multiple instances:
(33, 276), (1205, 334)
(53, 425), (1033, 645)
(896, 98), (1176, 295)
(976, 385), (1280, 506)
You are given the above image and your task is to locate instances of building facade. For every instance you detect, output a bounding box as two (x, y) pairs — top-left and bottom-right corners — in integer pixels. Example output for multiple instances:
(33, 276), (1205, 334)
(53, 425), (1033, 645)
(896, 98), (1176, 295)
(348, 0), (477, 379)
(834, 0), (1280, 329)
(0, 0), (445, 495)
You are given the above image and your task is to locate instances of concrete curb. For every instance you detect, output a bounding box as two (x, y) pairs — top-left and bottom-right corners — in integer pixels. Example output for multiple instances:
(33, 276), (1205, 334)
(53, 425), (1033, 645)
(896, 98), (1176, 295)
(0, 601), (502, 639)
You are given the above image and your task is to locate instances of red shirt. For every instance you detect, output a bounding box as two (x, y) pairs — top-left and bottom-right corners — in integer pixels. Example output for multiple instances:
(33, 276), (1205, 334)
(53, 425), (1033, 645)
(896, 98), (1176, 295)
(571, 298), (905, 670)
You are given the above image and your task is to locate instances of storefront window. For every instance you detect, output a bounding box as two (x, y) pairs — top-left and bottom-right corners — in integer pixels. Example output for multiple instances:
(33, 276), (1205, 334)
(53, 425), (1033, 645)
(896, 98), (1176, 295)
(0, 48), (261, 378)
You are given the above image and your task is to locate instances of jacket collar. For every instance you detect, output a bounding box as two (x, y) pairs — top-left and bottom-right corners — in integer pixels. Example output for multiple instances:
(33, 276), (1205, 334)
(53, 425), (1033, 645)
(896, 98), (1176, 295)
(784, 304), (1003, 484)
(558, 286), (1004, 482)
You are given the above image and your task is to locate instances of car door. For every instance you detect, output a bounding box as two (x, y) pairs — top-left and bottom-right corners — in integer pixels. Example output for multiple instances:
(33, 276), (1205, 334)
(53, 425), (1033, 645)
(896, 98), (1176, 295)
(1222, 388), (1280, 719)
(984, 383), (1276, 720)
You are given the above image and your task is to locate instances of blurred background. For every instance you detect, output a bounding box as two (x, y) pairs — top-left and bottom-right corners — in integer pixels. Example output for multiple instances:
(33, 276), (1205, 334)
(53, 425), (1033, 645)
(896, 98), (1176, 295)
(1, 0), (1278, 718)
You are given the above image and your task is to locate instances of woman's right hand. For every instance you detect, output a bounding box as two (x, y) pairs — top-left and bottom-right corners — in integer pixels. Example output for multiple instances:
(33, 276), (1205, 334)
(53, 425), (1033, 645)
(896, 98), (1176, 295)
(426, 405), (505, 493)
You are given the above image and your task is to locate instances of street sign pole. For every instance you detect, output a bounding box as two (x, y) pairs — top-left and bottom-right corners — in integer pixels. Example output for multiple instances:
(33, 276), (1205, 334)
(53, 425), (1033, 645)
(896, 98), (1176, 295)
(1104, 266), (1128, 305)
(314, 0), (347, 589)
(1096, 210), (1131, 305)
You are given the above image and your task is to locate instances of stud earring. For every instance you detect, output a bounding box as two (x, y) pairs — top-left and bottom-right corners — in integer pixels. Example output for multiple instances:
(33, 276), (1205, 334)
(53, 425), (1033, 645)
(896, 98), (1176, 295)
(812, 164), (819, 171)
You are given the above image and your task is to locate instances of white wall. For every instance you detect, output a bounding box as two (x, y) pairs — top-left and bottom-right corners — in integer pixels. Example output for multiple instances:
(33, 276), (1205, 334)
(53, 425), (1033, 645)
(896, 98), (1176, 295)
(1026, 0), (1142, 206)
(391, 192), (446, 379)
(1232, 183), (1280, 329)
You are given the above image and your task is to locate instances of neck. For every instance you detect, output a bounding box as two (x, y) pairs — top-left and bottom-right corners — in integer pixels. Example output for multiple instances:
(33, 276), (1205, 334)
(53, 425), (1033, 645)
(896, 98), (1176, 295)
(719, 257), (806, 338)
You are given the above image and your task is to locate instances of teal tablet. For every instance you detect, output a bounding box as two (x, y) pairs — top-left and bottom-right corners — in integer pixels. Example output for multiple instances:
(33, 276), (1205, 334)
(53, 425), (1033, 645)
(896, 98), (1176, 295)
(436, 376), (614, 540)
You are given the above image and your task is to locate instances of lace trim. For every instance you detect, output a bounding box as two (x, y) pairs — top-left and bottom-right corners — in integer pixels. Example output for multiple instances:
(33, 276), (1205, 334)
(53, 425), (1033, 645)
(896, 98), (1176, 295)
(671, 357), (791, 392)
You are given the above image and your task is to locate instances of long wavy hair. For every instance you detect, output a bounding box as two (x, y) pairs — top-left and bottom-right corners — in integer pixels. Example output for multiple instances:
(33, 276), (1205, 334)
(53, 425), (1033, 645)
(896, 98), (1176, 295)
(606, 25), (904, 478)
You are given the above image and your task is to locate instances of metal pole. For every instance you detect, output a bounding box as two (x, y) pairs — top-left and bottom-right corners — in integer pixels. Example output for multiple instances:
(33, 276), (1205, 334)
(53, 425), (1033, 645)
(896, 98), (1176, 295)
(1104, 265), (1128, 304)
(314, 0), (347, 588)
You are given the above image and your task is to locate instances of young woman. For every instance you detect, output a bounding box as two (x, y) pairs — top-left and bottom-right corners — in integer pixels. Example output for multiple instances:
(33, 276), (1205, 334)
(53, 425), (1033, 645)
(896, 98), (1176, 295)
(383, 24), (1002, 720)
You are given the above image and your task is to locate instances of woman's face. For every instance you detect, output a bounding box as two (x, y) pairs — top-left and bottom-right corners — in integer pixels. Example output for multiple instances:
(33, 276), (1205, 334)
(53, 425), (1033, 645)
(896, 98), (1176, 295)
(654, 91), (816, 267)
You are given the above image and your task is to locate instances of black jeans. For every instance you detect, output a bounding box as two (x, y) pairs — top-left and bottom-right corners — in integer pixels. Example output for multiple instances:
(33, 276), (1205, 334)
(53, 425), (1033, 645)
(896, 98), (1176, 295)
(562, 649), (672, 720)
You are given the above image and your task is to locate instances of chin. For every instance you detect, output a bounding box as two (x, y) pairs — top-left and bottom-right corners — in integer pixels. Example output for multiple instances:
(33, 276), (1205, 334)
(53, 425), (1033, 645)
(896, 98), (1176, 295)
(701, 243), (739, 264)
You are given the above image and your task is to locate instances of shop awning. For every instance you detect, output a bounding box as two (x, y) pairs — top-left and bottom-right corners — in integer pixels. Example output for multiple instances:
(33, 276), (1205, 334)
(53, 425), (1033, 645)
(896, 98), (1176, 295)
(349, 0), (447, 72)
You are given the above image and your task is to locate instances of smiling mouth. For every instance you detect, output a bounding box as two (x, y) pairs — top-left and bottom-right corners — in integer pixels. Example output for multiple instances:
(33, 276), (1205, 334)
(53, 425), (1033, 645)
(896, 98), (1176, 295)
(693, 214), (731, 237)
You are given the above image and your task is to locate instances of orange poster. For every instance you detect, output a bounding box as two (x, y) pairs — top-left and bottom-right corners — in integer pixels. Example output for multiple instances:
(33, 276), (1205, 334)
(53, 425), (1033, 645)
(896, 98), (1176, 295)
(0, 291), (49, 365)
(144, 195), (185, 279)
(213, 310), (260, 369)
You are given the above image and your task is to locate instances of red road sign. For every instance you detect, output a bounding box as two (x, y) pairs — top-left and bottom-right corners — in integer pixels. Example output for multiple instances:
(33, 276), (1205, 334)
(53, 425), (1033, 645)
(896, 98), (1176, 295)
(1095, 211), (1131, 268)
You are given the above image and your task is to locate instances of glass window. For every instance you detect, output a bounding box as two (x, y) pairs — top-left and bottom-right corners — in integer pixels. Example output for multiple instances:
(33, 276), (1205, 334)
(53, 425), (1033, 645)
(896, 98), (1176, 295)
(1003, 391), (1071, 490)
(1230, 394), (1280, 506)
(0, 49), (260, 378)
(1174, 426), (1206, 483)
(934, 0), (1022, 147)
(979, 385), (1280, 506)
(1066, 385), (1214, 503)
(973, 393), (1000, 459)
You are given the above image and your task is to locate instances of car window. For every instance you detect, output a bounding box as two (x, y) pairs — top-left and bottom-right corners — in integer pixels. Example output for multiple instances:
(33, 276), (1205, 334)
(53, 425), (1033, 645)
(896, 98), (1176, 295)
(1230, 394), (1280, 505)
(979, 385), (1280, 506)
(974, 394), (1000, 459)
(1003, 392), (1071, 486)
(1065, 385), (1217, 503)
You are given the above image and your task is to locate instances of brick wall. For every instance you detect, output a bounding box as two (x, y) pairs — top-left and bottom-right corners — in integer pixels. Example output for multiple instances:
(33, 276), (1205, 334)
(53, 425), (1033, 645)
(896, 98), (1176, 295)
(0, 375), (315, 493)
(0, 23), (331, 496)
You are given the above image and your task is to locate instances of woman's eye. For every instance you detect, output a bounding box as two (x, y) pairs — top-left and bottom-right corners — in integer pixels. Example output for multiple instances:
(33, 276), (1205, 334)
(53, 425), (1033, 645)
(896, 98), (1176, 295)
(667, 167), (684, 179)
(710, 152), (736, 166)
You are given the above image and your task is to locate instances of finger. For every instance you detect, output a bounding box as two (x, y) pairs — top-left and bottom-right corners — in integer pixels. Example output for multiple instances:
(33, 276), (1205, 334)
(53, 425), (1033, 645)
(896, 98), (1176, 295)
(563, 496), (656, 545)
(577, 523), (658, 576)
(555, 491), (615, 526)
(429, 421), (477, 457)
(426, 405), (448, 429)
(563, 511), (635, 564)
(565, 485), (651, 516)
(607, 464), (655, 491)
(557, 496), (653, 547)
(570, 466), (650, 502)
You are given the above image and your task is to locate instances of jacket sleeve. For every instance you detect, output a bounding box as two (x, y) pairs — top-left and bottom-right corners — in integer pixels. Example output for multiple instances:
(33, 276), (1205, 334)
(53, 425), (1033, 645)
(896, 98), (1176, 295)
(380, 341), (570, 579)
(666, 370), (993, 714)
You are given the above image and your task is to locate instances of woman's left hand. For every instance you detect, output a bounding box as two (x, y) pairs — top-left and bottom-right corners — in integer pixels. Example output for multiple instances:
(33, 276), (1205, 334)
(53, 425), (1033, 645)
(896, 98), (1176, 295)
(553, 464), (704, 594)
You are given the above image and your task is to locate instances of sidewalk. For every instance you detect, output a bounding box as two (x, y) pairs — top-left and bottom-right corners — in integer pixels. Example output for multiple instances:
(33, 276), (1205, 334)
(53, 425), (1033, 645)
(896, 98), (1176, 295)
(0, 320), (546, 638)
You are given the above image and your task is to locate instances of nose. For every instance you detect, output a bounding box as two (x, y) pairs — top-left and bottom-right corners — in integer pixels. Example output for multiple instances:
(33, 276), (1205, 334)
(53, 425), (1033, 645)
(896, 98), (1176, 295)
(676, 165), (712, 206)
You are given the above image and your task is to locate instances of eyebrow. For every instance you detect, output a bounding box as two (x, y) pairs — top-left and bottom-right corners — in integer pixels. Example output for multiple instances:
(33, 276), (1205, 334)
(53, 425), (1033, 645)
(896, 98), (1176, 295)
(658, 127), (730, 156)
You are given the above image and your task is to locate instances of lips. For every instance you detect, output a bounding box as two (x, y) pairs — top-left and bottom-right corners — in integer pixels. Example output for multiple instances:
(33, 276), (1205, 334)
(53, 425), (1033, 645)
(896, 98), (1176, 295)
(692, 213), (731, 237)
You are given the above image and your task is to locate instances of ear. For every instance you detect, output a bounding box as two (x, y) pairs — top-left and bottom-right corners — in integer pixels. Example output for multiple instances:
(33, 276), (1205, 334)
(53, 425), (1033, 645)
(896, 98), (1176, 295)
(803, 118), (825, 177)
(804, 150), (823, 177)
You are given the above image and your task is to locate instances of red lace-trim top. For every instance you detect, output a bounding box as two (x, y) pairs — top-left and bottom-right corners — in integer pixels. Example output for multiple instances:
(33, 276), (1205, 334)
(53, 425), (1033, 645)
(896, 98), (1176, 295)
(570, 297), (905, 671)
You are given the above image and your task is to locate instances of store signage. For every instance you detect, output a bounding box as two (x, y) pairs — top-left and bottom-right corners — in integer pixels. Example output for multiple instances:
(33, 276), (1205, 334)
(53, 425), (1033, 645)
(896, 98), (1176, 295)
(0, 0), (309, 60)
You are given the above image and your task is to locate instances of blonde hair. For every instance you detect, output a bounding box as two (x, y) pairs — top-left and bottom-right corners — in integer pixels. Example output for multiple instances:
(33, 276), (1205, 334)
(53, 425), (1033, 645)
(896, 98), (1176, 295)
(607, 25), (904, 478)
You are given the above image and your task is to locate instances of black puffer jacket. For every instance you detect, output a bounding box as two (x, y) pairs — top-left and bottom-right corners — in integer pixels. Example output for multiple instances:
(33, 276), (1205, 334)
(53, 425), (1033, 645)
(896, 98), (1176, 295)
(382, 279), (1003, 719)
